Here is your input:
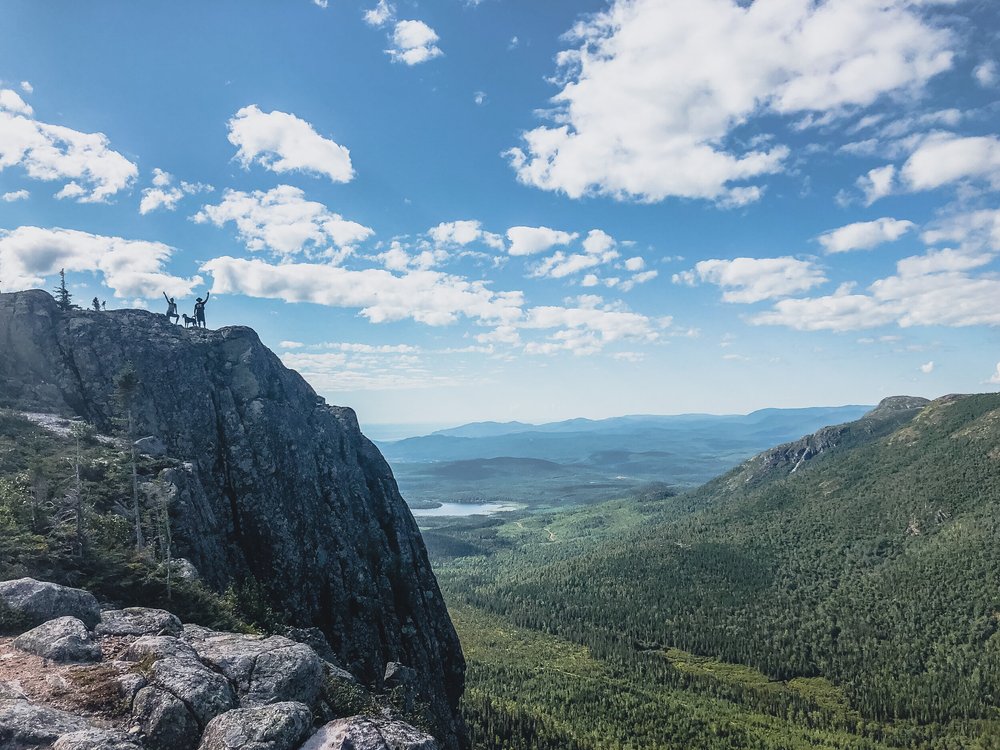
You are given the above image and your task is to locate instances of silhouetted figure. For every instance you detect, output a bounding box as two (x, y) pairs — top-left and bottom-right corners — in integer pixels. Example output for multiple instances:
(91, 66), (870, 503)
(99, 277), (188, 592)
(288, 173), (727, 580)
(194, 292), (210, 328)
(92, 297), (101, 311)
(163, 292), (180, 324)
(182, 313), (196, 328)
(101, 301), (107, 310)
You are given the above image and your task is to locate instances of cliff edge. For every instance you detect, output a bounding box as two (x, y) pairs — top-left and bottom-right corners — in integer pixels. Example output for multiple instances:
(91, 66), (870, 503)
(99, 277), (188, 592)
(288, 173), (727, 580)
(0, 290), (465, 749)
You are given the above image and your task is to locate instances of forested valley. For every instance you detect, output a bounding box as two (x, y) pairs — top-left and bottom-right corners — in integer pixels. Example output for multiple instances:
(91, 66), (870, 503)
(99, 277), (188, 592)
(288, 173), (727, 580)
(424, 394), (1000, 749)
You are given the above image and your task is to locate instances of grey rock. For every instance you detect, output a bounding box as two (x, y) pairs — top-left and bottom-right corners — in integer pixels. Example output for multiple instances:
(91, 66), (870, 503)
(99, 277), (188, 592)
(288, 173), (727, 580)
(0, 698), (91, 747)
(197, 702), (314, 750)
(0, 681), (27, 700)
(0, 290), (466, 749)
(147, 657), (235, 727)
(13, 616), (102, 663)
(53, 728), (144, 750)
(124, 635), (198, 662)
(383, 663), (418, 714)
(134, 435), (168, 457)
(283, 627), (339, 666)
(0, 578), (101, 630)
(97, 608), (183, 637)
(170, 558), (201, 581)
(132, 686), (201, 750)
(184, 630), (322, 708)
(299, 717), (439, 750)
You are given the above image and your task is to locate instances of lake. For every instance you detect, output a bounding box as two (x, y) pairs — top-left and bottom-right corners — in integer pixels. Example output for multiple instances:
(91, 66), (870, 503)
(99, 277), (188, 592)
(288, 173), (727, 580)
(410, 502), (520, 517)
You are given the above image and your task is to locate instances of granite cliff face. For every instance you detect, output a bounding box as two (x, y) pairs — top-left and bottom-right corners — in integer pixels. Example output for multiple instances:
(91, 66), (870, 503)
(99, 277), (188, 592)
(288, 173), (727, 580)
(0, 290), (465, 749)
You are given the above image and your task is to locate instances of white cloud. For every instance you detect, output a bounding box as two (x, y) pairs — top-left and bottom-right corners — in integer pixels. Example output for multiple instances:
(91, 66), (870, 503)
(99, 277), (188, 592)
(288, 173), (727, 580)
(194, 185), (374, 260)
(900, 133), (1000, 192)
(752, 244), (1000, 331)
(313, 0), (328, 7)
(519, 302), (664, 355)
(676, 257), (826, 303)
(988, 363), (1000, 385)
(506, 0), (953, 204)
(279, 340), (305, 349)
(19, 81), (32, 95)
(139, 168), (211, 215)
(919, 360), (934, 374)
(429, 220), (504, 251)
(202, 256), (524, 326)
(387, 20), (443, 65)
(506, 225), (577, 256)
(0, 89), (137, 202)
(364, 0), (395, 27)
(857, 164), (897, 204)
(582, 229), (615, 255)
(281, 349), (463, 392)
(818, 218), (915, 254)
(531, 245), (619, 280)
(974, 61), (998, 87)
(1, 189), (29, 202)
(921, 209), (1000, 252)
(619, 269), (657, 292)
(474, 91), (487, 106)
(0, 226), (201, 297)
(624, 256), (645, 272)
(227, 105), (354, 183)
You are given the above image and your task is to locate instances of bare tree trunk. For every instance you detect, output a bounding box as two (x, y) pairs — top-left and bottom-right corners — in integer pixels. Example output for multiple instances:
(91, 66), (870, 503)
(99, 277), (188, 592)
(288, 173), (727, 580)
(129, 410), (144, 550)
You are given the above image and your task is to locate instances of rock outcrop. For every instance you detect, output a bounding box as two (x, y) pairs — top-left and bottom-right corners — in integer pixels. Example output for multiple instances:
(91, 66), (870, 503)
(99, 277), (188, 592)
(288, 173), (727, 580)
(0, 582), (441, 750)
(0, 290), (465, 748)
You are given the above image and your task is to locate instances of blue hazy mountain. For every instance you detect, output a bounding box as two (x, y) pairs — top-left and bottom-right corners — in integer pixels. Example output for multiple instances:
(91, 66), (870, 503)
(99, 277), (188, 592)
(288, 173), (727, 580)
(380, 405), (874, 509)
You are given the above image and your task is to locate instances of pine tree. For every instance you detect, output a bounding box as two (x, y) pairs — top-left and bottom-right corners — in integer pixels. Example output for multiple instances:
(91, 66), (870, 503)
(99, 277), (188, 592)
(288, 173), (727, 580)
(52, 269), (78, 311)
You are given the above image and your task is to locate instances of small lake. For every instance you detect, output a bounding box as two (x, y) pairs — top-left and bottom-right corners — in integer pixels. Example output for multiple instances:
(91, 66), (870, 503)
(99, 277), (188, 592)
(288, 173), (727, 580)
(410, 502), (520, 517)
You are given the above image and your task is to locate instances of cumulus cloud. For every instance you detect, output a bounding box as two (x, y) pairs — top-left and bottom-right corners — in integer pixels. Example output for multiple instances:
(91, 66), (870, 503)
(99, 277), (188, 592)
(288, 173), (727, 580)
(858, 164), (897, 205)
(921, 209), (1000, 252)
(387, 20), (443, 65)
(988, 362), (1000, 385)
(675, 257), (826, 303)
(280, 349), (464, 392)
(19, 81), (32, 94)
(0, 88), (137, 202)
(194, 185), (373, 260)
(0, 226), (200, 297)
(818, 218), (915, 253)
(228, 105), (354, 183)
(519, 302), (665, 355)
(363, 0), (395, 27)
(752, 244), (1000, 331)
(202, 256), (523, 326)
(506, 0), (953, 204)
(1, 189), (29, 202)
(506, 225), (577, 256)
(429, 220), (504, 250)
(974, 61), (998, 87)
(899, 133), (1000, 192)
(919, 360), (934, 374)
(139, 168), (211, 215)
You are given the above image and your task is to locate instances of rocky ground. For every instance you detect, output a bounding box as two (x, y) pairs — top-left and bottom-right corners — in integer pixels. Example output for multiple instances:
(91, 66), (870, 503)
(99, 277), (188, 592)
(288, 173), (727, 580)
(0, 578), (438, 750)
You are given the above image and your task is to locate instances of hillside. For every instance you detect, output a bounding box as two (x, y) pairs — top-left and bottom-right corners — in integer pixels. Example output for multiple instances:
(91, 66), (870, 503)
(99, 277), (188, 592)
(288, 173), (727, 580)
(0, 290), (466, 749)
(430, 394), (1000, 749)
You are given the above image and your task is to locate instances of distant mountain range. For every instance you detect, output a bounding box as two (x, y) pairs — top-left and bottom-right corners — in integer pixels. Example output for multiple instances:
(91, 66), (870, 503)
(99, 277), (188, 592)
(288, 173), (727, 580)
(379, 405), (874, 508)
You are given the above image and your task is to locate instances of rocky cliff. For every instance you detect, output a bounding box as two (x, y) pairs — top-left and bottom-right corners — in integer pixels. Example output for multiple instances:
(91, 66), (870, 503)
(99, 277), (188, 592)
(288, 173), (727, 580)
(0, 290), (465, 749)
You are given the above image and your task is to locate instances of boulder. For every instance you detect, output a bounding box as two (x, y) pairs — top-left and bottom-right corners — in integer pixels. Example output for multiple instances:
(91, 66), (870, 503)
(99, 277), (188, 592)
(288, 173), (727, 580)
(197, 702), (314, 750)
(383, 663), (418, 714)
(133, 436), (168, 457)
(170, 558), (201, 582)
(97, 608), (183, 637)
(147, 657), (235, 727)
(124, 635), (198, 662)
(283, 627), (339, 666)
(53, 728), (144, 750)
(0, 578), (101, 630)
(184, 630), (322, 708)
(299, 717), (439, 750)
(131, 686), (201, 750)
(13, 616), (102, 663)
(0, 699), (91, 747)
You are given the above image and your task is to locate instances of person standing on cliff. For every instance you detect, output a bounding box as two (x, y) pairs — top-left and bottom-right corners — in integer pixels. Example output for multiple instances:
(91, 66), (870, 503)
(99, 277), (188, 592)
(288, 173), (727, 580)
(194, 292), (210, 328)
(163, 292), (180, 324)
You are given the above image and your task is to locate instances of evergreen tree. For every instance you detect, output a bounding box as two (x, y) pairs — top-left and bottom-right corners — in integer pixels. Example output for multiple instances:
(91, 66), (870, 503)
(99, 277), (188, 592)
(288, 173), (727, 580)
(52, 269), (78, 311)
(114, 362), (145, 551)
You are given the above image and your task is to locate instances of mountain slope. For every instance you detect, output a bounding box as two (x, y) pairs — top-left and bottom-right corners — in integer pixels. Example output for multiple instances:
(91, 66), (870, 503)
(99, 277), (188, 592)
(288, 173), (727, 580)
(0, 290), (466, 749)
(439, 394), (1000, 745)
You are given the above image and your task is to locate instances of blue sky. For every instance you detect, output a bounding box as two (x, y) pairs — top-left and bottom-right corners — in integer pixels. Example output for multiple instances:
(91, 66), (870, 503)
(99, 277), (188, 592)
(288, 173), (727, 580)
(1, 0), (999, 427)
